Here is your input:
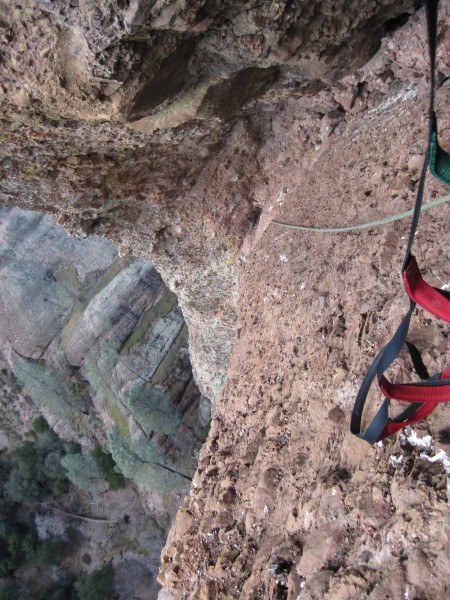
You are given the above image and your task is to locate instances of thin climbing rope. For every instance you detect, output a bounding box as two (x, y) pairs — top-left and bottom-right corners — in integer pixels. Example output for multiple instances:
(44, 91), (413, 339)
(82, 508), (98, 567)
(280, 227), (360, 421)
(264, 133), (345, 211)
(271, 193), (450, 233)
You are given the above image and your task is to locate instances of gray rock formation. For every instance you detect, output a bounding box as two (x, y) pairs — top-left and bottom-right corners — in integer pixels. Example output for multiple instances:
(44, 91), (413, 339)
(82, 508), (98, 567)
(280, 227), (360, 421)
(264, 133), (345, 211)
(0, 206), (210, 595)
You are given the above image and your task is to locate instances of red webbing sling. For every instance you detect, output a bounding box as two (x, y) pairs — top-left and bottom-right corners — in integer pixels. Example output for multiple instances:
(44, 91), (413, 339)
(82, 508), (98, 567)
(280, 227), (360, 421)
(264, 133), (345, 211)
(351, 0), (450, 444)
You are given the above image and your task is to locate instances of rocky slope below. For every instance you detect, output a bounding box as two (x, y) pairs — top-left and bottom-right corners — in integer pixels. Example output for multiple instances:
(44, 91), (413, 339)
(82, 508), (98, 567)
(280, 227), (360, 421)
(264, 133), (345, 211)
(1, 1), (450, 598)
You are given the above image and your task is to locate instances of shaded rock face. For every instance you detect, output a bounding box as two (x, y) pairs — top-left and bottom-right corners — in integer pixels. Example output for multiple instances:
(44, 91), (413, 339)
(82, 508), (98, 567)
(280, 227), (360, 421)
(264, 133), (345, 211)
(0, 208), (118, 360)
(1, 1), (450, 599)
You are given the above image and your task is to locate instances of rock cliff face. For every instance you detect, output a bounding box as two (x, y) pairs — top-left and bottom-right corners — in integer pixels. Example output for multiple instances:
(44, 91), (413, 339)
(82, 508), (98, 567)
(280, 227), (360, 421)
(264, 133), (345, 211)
(0, 206), (208, 595)
(1, 0), (450, 598)
(0, 0), (421, 405)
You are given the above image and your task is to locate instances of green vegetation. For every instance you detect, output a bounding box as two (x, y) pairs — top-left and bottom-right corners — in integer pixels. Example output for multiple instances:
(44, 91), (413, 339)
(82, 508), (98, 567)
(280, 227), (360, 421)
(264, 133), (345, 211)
(123, 385), (181, 435)
(0, 529), (73, 576)
(0, 583), (16, 600)
(32, 415), (50, 433)
(61, 446), (125, 493)
(107, 428), (192, 496)
(0, 425), (115, 599)
(74, 564), (115, 600)
(91, 446), (125, 491)
(34, 581), (78, 600)
(61, 453), (102, 492)
(12, 356), (87, 418)
(5, 429), (73, 503)
(30, 538), (73, 567)
(0, 426), (76, 580)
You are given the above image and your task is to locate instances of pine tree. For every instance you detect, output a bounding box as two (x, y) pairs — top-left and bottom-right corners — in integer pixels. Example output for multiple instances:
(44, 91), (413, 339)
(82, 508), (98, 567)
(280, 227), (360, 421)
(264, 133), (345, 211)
(123, 385), (181, 435)
(61, 453), (102, 492)
(74, 564), (114, 600)
(12, 356), (87, 417)
(106, 429), (190, 494)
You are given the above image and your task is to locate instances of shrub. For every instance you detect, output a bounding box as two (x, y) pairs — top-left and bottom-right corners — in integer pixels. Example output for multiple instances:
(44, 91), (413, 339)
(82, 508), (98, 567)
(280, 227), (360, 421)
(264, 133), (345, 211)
(27, 538), (73, 568)
(74, 564), (114, 600)
(12, 356), (87, 418)
(6, 440), (68, 503)
(81, 553), (92, 565)
(107, 428), (190, 495)
(0, 530), (35, 576)
(32, 415), (50, 433)
(0, 527), (71, 575)
(123, 386), (180, 435)
(34, 581), (77, 600)
(0, 583), (17, 600)
(91, 446), (124, 491)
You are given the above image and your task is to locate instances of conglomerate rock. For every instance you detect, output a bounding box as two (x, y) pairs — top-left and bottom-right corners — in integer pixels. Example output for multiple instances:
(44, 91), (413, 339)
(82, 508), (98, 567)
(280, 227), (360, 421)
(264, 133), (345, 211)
(1, 0), (450, 598)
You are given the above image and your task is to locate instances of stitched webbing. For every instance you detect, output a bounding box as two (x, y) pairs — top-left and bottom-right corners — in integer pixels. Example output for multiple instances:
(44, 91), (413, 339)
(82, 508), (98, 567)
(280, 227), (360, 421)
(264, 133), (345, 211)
(430, 132), (450, 185)
(403, 256), (450, 323)
(351, 0), (450, 444)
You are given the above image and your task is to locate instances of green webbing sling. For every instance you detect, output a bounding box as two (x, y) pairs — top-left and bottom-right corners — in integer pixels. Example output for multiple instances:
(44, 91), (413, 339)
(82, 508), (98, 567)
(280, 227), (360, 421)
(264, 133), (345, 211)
(430, 131), (450, 185)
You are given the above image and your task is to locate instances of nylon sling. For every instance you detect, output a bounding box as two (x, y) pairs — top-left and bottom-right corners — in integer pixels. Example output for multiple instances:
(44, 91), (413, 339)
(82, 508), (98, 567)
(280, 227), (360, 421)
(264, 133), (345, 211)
(351, 0), (450, 444)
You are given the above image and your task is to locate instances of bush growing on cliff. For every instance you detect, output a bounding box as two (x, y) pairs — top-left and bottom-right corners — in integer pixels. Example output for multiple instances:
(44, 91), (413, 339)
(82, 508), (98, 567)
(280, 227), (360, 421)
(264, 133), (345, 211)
(106, 428), (190, 494)
(34, 581), (77, 600)
(28, 538), (73, 568)
(61, 453), (103, 492)
(0, 527), (73, 576)
(61, 447), (125, 492)
(0, 584), (16, 600)
(0, 431), (78, 597)
(32, 415), (50, 433)
(6, 439), (68, 503)
(2, 424), (77, 504)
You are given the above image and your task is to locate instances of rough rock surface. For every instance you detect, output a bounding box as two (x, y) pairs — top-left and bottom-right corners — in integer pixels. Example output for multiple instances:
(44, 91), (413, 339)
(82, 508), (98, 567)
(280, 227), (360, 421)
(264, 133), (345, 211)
(158, 8), (450, 599)
(0, 0), (420, 405)
(1, 1), (450, 598)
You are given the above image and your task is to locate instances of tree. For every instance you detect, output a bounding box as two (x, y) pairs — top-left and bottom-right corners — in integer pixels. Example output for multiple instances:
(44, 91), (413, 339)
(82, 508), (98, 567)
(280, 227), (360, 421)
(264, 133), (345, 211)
(61, 453), (103, 492)
(34, 581), (77, 600)
(106, 428), (191, 494)
(12, 356), (87, 418)
(32, 415), (50, 433)
(123, 385), (181, 435)
(74, 564), (115, 600)
(27, 538), (73, 568)
(90, 447), (125, 491)
(5, 439), (68, 503)
(0, 583), (17, 600)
